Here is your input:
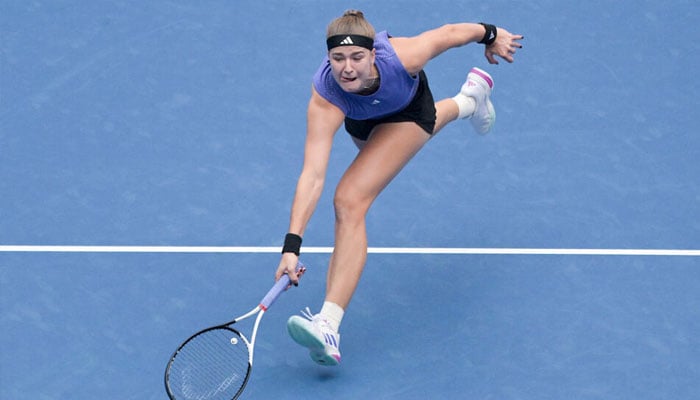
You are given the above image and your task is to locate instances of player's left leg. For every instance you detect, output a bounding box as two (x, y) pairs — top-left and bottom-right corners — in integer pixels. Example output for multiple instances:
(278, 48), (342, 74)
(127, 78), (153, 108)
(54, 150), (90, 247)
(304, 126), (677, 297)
(288, 121), (431, 366)
(326, 121), (431, 309)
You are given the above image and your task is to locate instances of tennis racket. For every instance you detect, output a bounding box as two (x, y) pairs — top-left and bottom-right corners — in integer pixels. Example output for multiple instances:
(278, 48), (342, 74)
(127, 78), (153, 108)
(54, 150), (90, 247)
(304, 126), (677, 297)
(164, 262), (306, 400)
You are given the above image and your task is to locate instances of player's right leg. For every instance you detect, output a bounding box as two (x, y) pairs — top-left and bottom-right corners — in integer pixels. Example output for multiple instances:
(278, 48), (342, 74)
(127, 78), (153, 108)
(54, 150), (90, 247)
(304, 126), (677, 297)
(436, 67), (495, 135)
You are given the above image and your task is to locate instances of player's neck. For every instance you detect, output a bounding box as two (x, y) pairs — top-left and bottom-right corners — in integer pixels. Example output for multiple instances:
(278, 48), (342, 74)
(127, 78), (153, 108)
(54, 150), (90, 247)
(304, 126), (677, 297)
(357, 65), (380, 95)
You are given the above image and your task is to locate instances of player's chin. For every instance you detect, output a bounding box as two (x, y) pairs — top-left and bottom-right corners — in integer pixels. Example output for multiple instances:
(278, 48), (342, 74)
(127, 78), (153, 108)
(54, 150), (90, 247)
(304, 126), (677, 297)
(338, 78), (360, 92)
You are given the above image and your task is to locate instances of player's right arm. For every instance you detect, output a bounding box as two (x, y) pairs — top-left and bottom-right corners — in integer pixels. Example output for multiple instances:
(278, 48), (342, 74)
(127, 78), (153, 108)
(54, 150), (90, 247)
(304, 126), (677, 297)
(276, 86), (345, 283)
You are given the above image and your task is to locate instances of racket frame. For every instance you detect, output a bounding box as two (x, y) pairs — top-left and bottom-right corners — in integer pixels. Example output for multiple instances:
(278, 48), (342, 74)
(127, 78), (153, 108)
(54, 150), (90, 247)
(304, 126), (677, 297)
(164, 263), (305, 400)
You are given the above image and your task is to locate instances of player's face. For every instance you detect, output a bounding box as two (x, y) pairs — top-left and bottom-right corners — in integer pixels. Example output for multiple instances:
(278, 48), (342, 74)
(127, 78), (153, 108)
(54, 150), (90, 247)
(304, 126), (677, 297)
(328, 46), (376, 93)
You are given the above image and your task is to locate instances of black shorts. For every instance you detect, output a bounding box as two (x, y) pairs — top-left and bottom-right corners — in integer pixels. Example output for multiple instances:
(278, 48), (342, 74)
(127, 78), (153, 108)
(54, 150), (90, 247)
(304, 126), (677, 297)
(344, 70), (437, 141)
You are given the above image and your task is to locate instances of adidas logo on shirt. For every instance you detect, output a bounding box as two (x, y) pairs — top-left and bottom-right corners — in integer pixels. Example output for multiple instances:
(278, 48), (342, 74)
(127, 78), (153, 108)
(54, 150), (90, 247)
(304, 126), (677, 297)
(339, 36), (354, 45)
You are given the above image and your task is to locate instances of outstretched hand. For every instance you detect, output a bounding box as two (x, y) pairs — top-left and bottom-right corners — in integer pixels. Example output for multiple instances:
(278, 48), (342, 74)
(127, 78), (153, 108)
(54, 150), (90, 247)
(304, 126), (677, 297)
(485, 27), (524, 64)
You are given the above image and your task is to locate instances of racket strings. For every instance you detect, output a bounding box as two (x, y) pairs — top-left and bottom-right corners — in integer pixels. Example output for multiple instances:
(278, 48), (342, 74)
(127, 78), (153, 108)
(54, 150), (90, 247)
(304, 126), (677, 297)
(168, 328), (250, 400)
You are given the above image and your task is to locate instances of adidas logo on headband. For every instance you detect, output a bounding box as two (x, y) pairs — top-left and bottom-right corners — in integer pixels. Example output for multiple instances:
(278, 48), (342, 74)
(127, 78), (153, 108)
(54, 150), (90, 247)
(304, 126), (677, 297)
(326, 34), (374, 51)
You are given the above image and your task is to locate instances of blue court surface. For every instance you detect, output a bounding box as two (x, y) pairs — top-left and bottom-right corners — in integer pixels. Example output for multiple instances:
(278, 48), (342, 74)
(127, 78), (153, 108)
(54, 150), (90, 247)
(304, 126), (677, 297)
(2, 1), (699, 399)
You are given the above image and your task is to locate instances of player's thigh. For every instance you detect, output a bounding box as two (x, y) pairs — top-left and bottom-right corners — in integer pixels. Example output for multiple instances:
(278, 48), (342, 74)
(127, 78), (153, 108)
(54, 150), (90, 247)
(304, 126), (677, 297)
(336, 121), (430, 208)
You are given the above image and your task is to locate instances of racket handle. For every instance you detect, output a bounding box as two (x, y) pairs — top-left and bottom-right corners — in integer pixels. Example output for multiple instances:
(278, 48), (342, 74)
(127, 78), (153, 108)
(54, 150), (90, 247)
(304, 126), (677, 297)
(260, 261), (305, 310)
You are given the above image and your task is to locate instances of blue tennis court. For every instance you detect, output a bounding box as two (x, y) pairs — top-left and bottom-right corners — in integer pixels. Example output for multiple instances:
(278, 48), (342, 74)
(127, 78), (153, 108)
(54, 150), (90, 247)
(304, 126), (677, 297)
(2, 1), (699, 399)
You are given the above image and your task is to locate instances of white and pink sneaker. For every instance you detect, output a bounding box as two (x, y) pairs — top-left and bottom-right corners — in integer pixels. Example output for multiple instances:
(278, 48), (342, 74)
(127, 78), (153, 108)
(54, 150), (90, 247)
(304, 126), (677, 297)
(458, 67), (496, 135)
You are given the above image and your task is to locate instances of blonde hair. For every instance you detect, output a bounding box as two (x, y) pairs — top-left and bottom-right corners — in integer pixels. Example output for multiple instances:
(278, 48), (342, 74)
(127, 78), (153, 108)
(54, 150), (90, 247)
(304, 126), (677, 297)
(326, 10), (375, 38)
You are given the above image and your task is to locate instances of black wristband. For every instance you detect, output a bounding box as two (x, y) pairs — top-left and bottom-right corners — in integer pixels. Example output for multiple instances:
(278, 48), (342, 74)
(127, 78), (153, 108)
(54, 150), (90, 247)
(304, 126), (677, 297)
(282, 233), (302, 256)
(478, 23), (497, 45)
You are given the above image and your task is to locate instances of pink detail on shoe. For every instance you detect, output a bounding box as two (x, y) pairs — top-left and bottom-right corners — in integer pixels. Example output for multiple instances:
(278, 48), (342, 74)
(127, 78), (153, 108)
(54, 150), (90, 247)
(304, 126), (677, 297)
(470, 68), (493, 88)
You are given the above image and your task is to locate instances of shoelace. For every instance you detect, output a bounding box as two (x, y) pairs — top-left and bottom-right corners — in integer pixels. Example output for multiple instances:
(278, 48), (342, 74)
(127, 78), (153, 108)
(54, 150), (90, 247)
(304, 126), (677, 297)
(299, 307), (334, 331)
(300, 307), (315, 320)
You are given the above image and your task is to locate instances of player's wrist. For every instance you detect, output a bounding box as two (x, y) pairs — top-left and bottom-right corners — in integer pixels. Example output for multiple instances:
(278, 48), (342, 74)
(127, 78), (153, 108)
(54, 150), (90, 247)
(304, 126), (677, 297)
(478, 23), (497, 45)
(282, 233), (302, 256)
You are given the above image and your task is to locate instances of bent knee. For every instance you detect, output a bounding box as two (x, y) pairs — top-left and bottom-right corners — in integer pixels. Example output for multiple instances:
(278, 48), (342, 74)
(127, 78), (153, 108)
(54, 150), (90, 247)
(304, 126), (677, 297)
(333, 187), (371, 223)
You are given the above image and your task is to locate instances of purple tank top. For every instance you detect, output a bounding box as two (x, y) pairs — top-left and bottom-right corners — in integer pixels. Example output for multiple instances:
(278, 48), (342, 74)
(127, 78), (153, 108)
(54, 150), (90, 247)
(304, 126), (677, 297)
(312, 31), (419, 120)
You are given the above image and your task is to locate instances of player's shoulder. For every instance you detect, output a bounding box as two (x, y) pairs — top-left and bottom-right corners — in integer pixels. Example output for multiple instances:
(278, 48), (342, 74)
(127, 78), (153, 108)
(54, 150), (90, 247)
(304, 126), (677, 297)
(386, 31), (438, 75)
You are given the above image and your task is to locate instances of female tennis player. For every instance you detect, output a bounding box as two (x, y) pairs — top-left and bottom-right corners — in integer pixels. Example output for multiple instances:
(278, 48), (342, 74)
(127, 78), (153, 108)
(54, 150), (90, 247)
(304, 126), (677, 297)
(275, 10), (523, 366)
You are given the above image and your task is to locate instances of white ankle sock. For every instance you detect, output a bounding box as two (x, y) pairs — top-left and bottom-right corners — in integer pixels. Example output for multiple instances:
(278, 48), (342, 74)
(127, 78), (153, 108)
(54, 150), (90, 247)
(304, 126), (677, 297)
(320, 301), (344, 333)
(452, 94), (476, 119)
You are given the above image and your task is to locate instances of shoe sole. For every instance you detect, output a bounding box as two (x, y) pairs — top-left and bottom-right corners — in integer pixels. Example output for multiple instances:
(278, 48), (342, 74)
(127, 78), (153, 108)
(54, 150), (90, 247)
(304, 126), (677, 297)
(474, 100), (496, 135)
(309, 350), (340, 366)
(287, 318), (341, 366)
(468, 68), (495, 135)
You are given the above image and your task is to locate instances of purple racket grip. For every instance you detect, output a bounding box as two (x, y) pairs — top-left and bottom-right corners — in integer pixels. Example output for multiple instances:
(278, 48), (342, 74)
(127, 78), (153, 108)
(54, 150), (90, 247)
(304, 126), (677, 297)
(259, 261), (306, 310)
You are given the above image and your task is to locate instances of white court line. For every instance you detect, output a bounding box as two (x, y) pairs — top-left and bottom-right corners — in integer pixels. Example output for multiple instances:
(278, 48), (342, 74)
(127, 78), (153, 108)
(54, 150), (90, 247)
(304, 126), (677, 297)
(0, 245), (699, 256)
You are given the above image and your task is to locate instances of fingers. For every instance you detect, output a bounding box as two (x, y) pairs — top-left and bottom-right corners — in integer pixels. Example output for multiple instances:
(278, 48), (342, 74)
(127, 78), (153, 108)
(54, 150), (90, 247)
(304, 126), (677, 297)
(485, 32), (523, 64)
(274, 268), (284, 282)
(508, 33), (524, 54)
(289, 270), (300, 286)
(275, 267), (299, 286)
(485, 51), (499, 65)
(276, 266), (299, 283)
(504, 43), (520, 63)
(275, 253), (301, 285)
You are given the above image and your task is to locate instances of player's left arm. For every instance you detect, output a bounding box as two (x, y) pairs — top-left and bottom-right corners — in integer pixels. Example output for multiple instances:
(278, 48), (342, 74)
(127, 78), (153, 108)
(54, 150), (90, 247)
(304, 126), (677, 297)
(391, 23), (524, 75)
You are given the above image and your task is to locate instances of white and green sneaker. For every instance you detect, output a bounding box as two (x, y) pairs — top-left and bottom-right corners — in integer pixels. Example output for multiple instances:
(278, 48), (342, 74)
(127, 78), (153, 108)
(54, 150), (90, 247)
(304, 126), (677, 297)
(287, 308), (341, 366)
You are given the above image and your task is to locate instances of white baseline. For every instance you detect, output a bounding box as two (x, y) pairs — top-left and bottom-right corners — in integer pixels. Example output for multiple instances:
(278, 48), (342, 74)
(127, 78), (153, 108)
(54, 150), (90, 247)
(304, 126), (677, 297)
(0, 245), (698, 256)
